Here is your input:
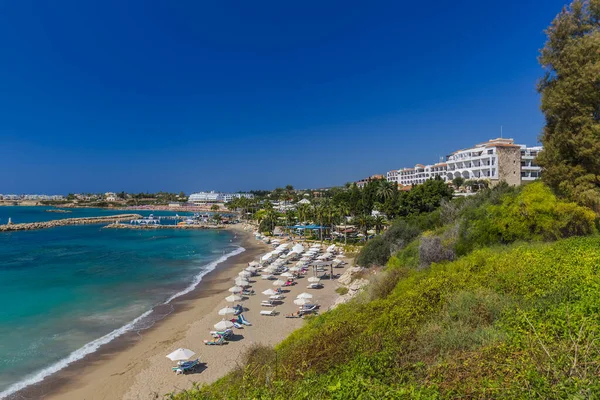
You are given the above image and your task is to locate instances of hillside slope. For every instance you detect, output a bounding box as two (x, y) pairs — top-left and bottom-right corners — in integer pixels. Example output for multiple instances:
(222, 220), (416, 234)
(175, 235), (600, 399)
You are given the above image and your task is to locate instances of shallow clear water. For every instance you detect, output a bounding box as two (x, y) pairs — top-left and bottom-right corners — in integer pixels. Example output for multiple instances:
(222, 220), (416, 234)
(0, 208), (239, 397)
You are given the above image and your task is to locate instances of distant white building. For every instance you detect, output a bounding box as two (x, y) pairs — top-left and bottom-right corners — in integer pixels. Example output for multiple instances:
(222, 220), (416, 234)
(387, 138), (543, 187)
(105, 192), (118, 202)
(188, 191), (254, 204)
(2, 194), (65, 201)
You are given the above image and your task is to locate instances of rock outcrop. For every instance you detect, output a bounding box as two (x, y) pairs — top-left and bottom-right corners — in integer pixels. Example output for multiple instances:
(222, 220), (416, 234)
(330, 266), (369, 309)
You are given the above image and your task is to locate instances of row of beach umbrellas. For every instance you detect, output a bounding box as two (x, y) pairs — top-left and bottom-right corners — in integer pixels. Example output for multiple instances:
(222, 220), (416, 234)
(166, 242), (337, 364)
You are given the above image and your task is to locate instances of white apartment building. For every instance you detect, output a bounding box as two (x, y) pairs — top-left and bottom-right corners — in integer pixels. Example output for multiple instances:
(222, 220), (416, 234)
(189, 191), (254, 204)
(387, 138), (543, 187)
(520, 145), (543, 181)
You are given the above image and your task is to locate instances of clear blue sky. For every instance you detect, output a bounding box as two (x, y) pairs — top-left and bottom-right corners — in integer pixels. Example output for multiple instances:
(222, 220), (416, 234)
(0, 0), (569, 194)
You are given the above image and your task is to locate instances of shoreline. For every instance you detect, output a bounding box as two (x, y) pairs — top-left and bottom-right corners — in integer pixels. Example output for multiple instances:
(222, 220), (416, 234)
(5, 225), (266, 400)
(8, 225), (351, 400)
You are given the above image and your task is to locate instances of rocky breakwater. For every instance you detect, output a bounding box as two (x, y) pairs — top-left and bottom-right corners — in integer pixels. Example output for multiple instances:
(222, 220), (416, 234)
(104, 223), (225, 230)
(0, 214), (143, 232)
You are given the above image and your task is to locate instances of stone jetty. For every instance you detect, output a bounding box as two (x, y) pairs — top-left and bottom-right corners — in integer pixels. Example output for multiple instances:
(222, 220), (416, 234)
(0, 214), (143, 232)
(104, 223), (225, 230)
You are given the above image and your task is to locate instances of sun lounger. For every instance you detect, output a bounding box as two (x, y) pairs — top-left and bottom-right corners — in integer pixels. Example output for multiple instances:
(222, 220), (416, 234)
(241, 289), (255, 296)
(285, 311), (302, 318)
(232, 321), (244, 329)
(260, 308), (277, 316)
(204, 336), (227, 346)
(307, 283), (323, 289)
(269, 294), (284, 300)
(172, 359), (200, 374)
(233, 304), (244, 315)
(238, 314), (252, 326)
(299, 304), (319, 314)
(210, 329), (233, 339)
(261, 300), (276, 307)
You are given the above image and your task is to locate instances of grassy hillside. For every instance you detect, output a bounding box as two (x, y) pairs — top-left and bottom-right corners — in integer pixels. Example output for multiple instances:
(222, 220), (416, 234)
(173, 184), (600, 399)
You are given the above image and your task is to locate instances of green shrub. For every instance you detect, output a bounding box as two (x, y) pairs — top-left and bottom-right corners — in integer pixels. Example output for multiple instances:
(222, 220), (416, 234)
(335, 286), (349, 295)
(456, 182), (597, 255)
(176, 236), (600, 399)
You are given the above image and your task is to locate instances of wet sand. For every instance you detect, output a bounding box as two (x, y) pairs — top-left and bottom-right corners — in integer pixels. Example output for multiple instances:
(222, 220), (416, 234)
(13, 226), (348, 400)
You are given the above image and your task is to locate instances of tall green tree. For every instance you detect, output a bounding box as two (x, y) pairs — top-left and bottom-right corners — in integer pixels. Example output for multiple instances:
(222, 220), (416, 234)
(537, 0), (600, 212)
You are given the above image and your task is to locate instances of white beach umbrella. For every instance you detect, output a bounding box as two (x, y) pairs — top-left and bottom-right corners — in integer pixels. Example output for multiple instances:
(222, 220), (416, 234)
(327, 245), (336, 252)
(214, 320), (234, 331)
(300, 257), (311, 262)
(245, 266), (257, 272)
(166, 348), (196, 361)
(272, 249), (282, 255)
(297, 292), (313, 299)
(294, 298), (311, 306)
(261, 274), (274, 280)
(317, 255), (327, 260)
(249, 261), (259, 267)
(225, 294), (242, 302)
(218, 307), (237, 316)
(262, 288), (278, 296)
(261, 252), (273, 261)
(307, 276), (321, 283)
(229, 286), (243, 293)
(272, 279), (285, 287)
(238, 271), (251, 277)
(281, 272), (293, 278)
(289, 266), (301, 272)
(235, 278), (249, 286)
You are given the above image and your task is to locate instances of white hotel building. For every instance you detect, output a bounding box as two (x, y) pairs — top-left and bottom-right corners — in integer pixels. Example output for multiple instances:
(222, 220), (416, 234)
(188, 191), (254, 204)
(387, 138), (543, 187)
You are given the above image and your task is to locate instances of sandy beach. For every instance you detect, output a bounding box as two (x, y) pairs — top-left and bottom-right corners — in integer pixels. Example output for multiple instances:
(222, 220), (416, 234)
(13, 225), (349, 400)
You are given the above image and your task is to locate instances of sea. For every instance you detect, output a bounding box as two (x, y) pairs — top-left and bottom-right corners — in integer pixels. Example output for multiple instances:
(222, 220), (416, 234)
(0, 207), (243, 398)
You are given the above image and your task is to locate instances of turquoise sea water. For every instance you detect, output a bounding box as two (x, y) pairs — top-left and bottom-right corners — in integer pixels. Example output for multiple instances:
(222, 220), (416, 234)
(0, 207), (241, 397)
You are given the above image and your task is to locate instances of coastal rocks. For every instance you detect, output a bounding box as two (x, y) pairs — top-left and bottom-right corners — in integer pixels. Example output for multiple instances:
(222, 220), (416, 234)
(330, 267), (369, 309)
(337, 266), (365, 286)
(0, 214), (143, 232)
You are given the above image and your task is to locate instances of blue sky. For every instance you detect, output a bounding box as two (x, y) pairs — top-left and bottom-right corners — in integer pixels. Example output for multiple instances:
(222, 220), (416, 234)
(0, 0), (569, 194)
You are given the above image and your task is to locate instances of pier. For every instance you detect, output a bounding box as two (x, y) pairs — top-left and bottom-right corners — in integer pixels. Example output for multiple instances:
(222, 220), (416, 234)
(104, 222), (225, 230)
(0, 214), (143, 232)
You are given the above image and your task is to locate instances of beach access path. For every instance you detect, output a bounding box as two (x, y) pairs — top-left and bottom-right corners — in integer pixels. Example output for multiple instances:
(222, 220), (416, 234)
(34, 225), (349, 400)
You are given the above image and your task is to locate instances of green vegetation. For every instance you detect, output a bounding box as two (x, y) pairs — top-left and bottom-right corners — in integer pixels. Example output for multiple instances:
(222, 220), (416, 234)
(335, 286), (349, 296)
(537, 0), (600, 212)
(170, 2), (600, 397)
(175, 234), (600, 399)
(229, 178), (452, 240)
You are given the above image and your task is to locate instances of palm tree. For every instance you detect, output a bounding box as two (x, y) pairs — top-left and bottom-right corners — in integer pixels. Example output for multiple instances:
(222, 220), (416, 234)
(284, 211), (297, 237)
(376, 180), (395, 202)
(357, 215), (373, 240)
(337, 201), (351, 245)
(373, 215), (386, 234)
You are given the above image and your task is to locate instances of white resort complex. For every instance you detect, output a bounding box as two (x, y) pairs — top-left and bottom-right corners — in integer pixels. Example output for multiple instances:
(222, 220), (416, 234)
(386, 138), (542, 187)
(188, 191), (254, 204)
